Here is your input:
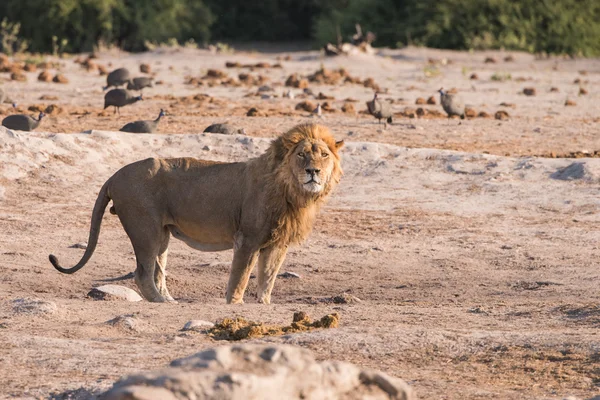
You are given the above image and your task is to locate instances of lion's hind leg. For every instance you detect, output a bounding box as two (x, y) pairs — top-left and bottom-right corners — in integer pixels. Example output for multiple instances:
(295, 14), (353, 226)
(155, 230), (175, 302)
(118, 211), (169, 303)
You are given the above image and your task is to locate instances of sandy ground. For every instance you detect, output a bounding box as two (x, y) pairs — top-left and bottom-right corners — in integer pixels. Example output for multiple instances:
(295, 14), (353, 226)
(0, 47), (599, 400)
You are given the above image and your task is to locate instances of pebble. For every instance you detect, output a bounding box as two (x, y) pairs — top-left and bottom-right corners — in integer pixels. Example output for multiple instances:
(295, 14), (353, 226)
(182, 320), (215, 332)
(278, 271), (301, 279)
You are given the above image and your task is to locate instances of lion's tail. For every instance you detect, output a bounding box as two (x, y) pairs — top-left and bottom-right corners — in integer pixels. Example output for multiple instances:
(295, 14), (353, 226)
(49, 180), (111, 274)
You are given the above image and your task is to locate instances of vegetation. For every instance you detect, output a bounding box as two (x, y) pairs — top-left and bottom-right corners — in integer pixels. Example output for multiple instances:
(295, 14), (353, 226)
(0, 0), (599, 56)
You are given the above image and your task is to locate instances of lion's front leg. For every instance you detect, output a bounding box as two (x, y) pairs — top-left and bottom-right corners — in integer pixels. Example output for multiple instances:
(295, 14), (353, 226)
(257, 245), (288, 304)
(226, 243), (259, 304)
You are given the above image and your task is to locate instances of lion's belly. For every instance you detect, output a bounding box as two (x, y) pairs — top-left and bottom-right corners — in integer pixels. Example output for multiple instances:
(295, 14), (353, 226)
(168, 225), (234, 252)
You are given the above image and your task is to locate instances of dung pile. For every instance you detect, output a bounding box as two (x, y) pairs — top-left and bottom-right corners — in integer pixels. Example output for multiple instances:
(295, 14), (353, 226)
(208, 311), (339, 341)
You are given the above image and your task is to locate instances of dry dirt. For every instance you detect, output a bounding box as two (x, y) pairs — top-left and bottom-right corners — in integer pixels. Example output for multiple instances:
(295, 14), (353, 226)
(0, 47), (599, 400)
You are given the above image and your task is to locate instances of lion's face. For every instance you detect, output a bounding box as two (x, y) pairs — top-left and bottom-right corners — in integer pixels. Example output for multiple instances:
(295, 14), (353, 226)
(290, 139), (338, 194)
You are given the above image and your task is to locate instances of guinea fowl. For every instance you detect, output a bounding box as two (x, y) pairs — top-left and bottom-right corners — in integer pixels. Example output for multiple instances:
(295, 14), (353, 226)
(438, 88), (465, 119)
(203, 123), (246, 135)
(104, 89), (143, 115)
(120, 109), (166, 133)
(2, 112), (45, 131)
(366, 93), (392, 127)
(103, 68), (131, 90)
(127, 76), (154, 91)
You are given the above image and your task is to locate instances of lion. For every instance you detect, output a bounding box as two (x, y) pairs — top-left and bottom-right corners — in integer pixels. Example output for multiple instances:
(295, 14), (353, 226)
(49, 123), (344, 304)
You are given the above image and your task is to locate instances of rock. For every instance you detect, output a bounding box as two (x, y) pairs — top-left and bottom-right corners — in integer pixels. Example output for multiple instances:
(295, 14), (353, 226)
(504, 55), (515, 62)
(565, 99), (576, 106)
(415, 97), (426, 105)
(478, 111), (491, 118)
(53, 74), (69, 84)
(100, 344), (415, 400)
(87, 285), (143, 301)
(484, 57), (497, 63)
(523, 87), (536, 96)
(295, 100), (316, 112)
(341, 102), (355, 114)
(495, 110), (510, 120)
(332, 293), (362, 304)
(13, 298), (57, 315)
(550, 87), (559, 92)
(469, 73), (479, 80)
(278, 271), (301, 279)
(11, 72), (26, 82)
(464, 107), (477, 118)
(579, 87), (588, 96)
(426, 96), (436, 105)
(551, 162), (596, 182)
(24, 63), (36, 72)
(182, 320), (215, 332)
(246, 107), (265, 117)
(140, 63), (151, 74)
(106, 314), (142, 331)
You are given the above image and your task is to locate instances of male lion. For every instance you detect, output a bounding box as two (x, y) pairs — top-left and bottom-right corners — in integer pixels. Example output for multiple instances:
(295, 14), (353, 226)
(49, 123), (344, 304)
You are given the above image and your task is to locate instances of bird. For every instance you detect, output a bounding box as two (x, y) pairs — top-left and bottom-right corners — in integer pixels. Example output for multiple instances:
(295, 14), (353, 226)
(126, 76), (154, 91)
(366, 93), (392, 126)
(120, 109), (165, 133)
(103, 68), (131, 90)
(438, 88), (465, 119)
(2, 112), (45, 131)
(104, 89), (143, 115)
(312, 103), (322, 117)
(203, 123), (246, 135)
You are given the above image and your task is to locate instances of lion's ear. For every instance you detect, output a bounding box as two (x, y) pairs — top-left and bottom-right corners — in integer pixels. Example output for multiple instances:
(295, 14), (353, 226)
(335, 140), (344, 150)
(281, 133), (302, 150)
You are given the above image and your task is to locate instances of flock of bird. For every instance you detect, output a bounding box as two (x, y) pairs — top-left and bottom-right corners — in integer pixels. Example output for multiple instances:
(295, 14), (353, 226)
(1, 63), (466, 134)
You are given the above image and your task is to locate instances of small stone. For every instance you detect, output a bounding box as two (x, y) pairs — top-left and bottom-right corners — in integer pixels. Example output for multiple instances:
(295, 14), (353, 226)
(464, 107), (477, 118)
(24, 64), (37, 72)
(504, 55), (515, 62)
(426, 96), (436, 105)
(69, 242), (88, 249)
(53, 74), (69, 84)
(11, 72), (26, 82)
(13, 298), (57, 315)
(469, 73), (479, 80)
(565, 99), (576, 106)
(495, 110), (510, 120)
(341, 102), (355, 114)
(484, 57), (497, 63)
(106, 314), (141, 331)
(182, 320), (215, 332)
(523, 87), (536, 96)
(579, 87), (588, 96)
(295, 100), (316, 112)
(202, 145), (211, 151)
(332, 293), (362, 304)
(87, 285), (143, 302)
(415, 97), (426, 105)
(478, 111), (491, 118)
(140, 63), (151, 74)
(550, 87), (559, 92)
(278, 271), (301, 279)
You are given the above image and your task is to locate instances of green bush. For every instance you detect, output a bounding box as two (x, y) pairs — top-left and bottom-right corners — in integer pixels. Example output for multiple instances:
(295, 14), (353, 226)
(314, 0), (600, 56)
(0, 0), (213, 53)
(1, 0), (599, 56)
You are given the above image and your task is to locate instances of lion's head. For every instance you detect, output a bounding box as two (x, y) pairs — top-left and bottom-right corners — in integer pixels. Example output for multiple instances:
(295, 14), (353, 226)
(268, 123), (344, 200)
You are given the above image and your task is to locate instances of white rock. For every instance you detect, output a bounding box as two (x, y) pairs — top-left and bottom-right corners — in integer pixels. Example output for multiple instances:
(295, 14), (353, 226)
(278, 271), (301, 279)
(88, 285), (143, 302)
(101, 344), (415, 400)
(182, 320), (215, 332)
(12, 298), (57, 315)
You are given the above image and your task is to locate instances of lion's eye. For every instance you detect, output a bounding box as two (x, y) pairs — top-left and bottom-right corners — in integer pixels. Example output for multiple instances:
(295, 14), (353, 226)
(297, 152), (305, 158)
(321, 152), (329, 158)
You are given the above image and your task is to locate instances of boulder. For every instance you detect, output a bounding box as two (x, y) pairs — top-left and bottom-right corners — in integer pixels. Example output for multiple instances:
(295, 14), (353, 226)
(87, 284), (143, 301)
(101, 344), (415, 400)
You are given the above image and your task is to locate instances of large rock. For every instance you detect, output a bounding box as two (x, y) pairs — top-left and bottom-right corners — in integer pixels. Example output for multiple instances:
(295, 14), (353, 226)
(100, 344), (415, 400)
(87, 285), (143, 301)
(12, 298), (57, 315)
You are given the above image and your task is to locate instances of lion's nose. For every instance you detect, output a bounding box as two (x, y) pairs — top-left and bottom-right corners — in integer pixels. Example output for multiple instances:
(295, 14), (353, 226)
(305, 168), (320, 175)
